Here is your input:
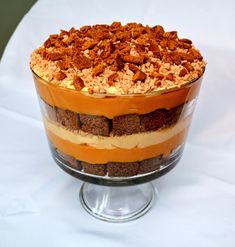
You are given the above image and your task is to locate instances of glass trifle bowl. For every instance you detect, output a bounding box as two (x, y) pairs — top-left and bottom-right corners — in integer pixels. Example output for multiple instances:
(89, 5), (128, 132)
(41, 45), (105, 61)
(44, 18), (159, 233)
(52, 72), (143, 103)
(30, 22), (206, 222)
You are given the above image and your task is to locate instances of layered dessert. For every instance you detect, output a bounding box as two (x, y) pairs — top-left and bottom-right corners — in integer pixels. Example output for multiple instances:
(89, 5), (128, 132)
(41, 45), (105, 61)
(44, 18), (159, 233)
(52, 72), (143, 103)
(30, 22), (206, 178)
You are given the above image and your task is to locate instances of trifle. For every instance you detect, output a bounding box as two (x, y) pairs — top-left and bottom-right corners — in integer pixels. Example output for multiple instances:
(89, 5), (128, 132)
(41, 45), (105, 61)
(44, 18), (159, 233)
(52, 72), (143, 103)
(30, 22), (206, 221)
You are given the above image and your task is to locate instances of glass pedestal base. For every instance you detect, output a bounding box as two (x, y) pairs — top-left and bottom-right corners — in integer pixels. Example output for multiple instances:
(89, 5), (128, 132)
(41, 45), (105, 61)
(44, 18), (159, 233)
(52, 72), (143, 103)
(79, 182), (156, 222)
(50, 144), (184, 222)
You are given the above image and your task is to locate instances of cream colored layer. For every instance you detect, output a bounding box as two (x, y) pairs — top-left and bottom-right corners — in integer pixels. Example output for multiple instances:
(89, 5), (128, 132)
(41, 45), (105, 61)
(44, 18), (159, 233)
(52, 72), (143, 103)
(44, 114), (192, 150)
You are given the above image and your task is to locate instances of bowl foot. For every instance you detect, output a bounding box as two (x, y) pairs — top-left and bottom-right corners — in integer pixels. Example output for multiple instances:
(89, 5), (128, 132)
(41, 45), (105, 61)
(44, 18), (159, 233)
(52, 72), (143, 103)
(79, 182), (156, 222)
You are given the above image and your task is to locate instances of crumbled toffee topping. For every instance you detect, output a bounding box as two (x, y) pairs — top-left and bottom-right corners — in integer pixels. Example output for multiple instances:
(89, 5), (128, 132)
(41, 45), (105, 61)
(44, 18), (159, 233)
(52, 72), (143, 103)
(30, 22), (206, 94)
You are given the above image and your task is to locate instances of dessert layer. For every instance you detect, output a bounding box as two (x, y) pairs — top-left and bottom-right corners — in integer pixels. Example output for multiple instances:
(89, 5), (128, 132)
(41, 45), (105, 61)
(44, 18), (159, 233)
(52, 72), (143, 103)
(52, 144), (183, 177)
(30, 22), (206, 95)
(35, 74), (201, 118)
(41, 96), (195, 137)
(44, 114), (192, 149)
(46, 127), (188, 164)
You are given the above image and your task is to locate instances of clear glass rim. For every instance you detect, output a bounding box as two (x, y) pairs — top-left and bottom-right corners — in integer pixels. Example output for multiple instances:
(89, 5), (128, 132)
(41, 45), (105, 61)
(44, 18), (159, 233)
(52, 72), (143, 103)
(31, 67), (205, 97)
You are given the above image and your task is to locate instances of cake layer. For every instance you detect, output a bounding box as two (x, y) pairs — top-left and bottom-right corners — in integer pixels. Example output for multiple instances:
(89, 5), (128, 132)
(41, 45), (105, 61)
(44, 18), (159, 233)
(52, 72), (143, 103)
(53, 144), (183, 177)
(44, 114), (192, 149)
(46, 127), (188, 164)
(34, 73), (202, 118)
(40, 96), (195, 137)
(55, 146), (163, 176)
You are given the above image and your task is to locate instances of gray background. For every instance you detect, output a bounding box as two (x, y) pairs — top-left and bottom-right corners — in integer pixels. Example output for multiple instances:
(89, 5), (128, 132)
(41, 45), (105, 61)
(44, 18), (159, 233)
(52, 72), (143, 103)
(0, 0), (36, 59)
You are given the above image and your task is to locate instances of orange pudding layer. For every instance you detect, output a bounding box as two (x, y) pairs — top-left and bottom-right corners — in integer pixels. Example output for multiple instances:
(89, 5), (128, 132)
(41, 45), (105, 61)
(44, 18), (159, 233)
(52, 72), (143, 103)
(46, 127), (188, 164)
(34, 74), (202, 118)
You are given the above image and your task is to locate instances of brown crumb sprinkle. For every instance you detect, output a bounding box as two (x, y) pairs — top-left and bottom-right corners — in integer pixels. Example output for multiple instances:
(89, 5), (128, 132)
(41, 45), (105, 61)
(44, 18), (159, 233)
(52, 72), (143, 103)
(54, 71), (66, 80)
(133, 70), (147, 82)
(165, 73), (174, 81)
(88, 88), (94, 94)
(93, 63), (105, 76)
(30, 22), (206, 95)
(121, 54), (144, 65)
(73, 75), (84, 90)
(128, 64), (140, 73)
(179, 68), (188, 77)
(72, 55), (92, 70)
(182, 62), (194, 72)
(107, 72), (118, 85)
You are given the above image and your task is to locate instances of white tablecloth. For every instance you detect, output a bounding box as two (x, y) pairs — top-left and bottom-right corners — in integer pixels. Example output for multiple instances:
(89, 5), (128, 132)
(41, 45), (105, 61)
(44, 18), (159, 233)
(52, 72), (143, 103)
(1, 0), (235, 246)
